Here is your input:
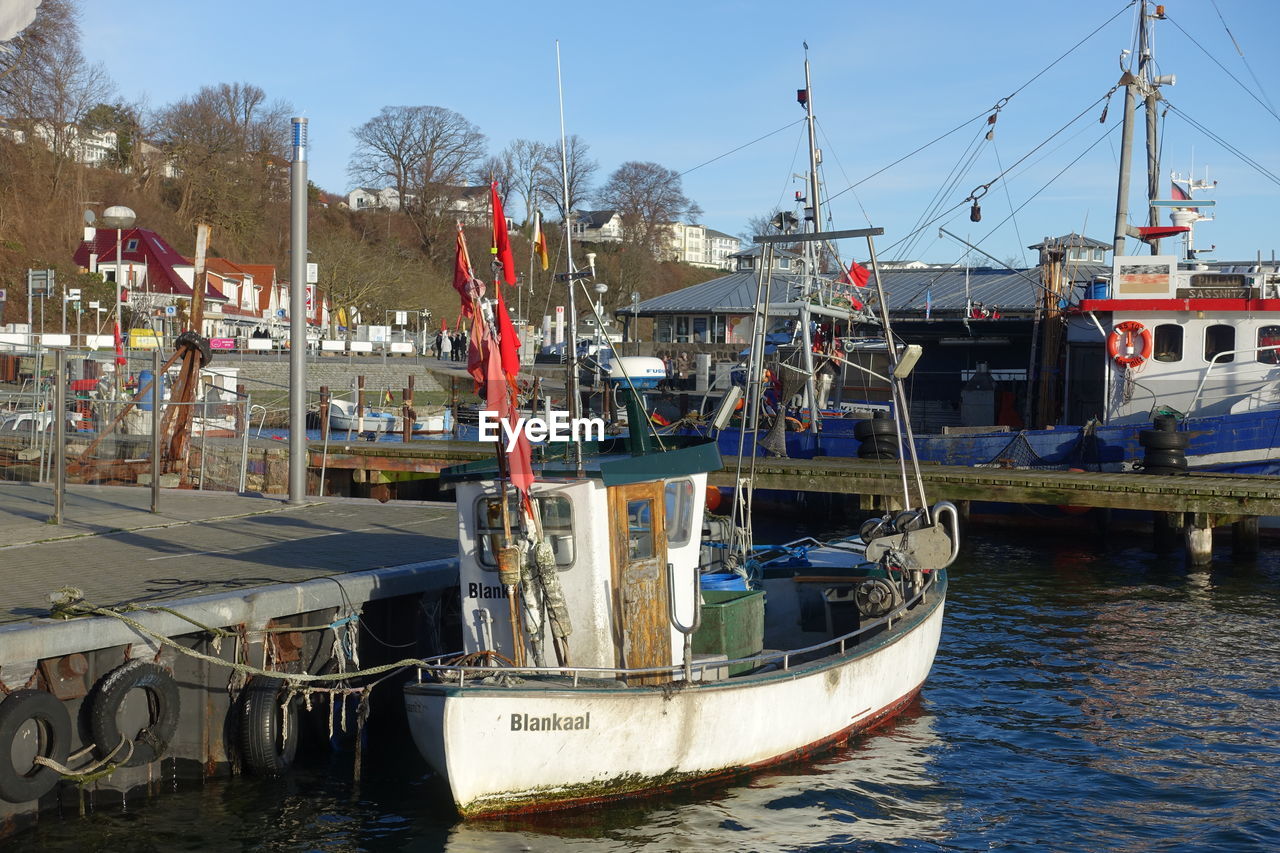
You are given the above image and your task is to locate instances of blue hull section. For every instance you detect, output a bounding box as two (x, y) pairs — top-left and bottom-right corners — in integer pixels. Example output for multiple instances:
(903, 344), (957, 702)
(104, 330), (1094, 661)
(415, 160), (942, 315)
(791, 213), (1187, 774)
(709, 408), (1280, 476)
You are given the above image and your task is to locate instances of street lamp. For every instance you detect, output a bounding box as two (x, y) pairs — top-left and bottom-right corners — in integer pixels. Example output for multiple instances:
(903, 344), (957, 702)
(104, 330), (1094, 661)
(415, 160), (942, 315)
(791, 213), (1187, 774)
(100, 205), (136, 395)
(631, 290), (640, 355)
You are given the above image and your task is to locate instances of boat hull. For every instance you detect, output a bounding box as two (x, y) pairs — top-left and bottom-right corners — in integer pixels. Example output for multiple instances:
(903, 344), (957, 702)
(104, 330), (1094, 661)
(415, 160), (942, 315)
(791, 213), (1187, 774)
(404, 576), (945, 817)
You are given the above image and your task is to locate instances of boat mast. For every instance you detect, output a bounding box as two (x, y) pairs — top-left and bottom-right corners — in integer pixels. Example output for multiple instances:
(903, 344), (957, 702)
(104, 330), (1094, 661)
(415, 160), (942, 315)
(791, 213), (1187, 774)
(1113, 0), (1172, 258)
(799, 47), (822, 439)
(555, 41), (584, 475)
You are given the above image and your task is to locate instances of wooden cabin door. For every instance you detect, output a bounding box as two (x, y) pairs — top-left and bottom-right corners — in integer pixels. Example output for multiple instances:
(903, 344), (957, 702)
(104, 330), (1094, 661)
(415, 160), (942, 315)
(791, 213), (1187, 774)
(608, 481), (670, 685)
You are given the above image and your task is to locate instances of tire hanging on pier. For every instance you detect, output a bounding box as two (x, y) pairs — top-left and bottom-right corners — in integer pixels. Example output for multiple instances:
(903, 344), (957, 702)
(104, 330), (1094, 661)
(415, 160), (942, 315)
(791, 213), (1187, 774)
(89, 660), (181, 768)
(238, 675), (300, 776)
(0, 689), (72, 803)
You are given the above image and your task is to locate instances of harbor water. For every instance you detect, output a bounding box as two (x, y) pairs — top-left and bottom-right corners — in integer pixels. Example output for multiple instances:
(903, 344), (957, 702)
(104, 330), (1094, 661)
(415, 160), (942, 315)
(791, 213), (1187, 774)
(11, 525), (1280, 851)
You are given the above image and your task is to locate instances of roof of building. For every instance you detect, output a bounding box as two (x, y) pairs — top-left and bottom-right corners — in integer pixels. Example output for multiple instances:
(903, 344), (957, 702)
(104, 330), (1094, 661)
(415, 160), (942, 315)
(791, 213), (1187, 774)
(575, 210), (621, 228)
(1028, 233), (1111, 251)
(705, 228), (739, 241)
(632, 265), (1050, 316)
(73, 227), (223, 299)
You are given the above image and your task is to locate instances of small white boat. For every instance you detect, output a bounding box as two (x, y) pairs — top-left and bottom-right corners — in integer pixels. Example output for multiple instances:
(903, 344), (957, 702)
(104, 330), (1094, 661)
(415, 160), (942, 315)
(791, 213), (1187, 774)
(403, 441), (958, 817)
(327, 398), (395, 433)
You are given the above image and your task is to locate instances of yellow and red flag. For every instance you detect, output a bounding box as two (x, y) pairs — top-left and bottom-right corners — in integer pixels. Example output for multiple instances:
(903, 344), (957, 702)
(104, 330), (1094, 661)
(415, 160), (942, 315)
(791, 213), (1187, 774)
(532, 210), (549, 271)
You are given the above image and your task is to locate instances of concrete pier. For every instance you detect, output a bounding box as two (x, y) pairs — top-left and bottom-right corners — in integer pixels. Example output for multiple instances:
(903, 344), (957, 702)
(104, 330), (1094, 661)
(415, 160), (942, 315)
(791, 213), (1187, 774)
(0, 482), (458, 833)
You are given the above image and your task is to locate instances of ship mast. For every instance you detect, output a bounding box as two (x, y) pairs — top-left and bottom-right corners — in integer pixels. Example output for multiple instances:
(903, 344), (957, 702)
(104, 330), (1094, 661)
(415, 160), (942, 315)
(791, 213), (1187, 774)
(798, 47), (822, 439)
(1112, 0), (1174, 258)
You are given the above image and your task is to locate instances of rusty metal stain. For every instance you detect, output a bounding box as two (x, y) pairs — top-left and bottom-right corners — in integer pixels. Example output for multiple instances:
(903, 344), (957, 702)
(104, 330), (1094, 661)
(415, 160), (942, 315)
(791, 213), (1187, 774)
(37, 653), (89, 700)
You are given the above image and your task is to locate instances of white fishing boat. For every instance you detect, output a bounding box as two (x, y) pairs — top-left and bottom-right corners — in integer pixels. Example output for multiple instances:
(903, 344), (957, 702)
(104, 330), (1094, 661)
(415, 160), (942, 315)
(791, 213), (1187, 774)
(404, 439), (957, 816)
(404, 46), (958, 816)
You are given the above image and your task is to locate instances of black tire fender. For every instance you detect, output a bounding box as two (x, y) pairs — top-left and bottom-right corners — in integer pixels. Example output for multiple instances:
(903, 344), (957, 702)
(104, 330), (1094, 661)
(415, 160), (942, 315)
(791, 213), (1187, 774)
(174, 330), (213, 367)
(89, 660), (181, 768)
(0, 690), (72, 803)
(238, 676), (300, 776)
(1139, 429), (1189, 450)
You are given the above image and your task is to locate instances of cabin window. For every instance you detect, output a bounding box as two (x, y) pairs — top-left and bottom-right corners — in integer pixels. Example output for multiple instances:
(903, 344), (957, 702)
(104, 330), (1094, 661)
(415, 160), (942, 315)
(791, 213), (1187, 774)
(1204, 325), (1235, 364)
(476, 494), (574, 570)
(665, 479), (696, 547)
(1094, 248), (1105, 261)
(1259, 326), (1280, 365)
(1153, 324), (1183, 362)
(626, 499), (655, 560)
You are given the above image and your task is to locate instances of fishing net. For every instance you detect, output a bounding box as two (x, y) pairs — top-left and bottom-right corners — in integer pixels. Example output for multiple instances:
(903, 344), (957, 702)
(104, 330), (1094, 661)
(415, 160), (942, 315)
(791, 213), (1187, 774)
(982, 421), (1104, 470)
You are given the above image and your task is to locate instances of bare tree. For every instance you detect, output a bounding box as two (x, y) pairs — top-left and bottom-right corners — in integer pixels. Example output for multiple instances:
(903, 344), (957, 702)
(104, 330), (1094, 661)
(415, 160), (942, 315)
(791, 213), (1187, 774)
(310, 228), (414, 340)
(0, 0), (113, 173)
(150, 83), (291, 253)
(502, 138), (554, 223)
(596, 161), (698, 254)
(538, 134), (596, 221)
(349, 105), (486, 256)
(474, 154), (513, 207)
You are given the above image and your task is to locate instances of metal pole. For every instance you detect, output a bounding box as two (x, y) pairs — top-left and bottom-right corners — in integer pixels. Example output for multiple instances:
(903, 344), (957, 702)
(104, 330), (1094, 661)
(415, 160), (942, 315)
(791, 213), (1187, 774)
(151, 346), (161, 512)
(115, 227), (123, 397)
(288, 117), (309, 504)
(52, 348), (66, 524)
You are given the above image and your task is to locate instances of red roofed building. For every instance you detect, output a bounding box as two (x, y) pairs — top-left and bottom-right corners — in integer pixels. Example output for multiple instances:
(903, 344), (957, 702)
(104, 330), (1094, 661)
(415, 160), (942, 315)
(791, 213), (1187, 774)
(74, 226), (330, 343)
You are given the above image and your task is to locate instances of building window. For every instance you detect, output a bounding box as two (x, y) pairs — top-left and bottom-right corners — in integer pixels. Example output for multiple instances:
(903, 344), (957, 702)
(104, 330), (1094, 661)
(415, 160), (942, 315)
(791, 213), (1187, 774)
(712, 315), (727, 344)
(675, 316), (691, 343)
(1094, 248), (1105, 261)
(1259, 325), (1280, 365)
(126, 239), (139, 252)
(655, 316), (673, 343)
(693, 316), (708, 343)
(1204, 324), (1235, 363)
(777, 258), (790, 270)
(1153, 324), (1183, 362)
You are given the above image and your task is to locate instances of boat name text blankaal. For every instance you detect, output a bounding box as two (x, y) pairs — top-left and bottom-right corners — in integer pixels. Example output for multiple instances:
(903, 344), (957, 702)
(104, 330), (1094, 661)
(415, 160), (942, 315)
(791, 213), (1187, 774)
(510, 712), (591, 732)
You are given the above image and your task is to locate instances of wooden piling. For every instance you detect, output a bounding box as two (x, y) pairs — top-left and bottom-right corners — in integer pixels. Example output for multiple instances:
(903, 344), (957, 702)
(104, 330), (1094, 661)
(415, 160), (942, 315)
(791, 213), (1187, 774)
(401, 386), (412, 443)
(357, 376), (365, 434)
(234, 383), (246, 435)
(319, 386), (330, 442)
(1153, 511), (1181, 554)
(1232, 516), (1259, 558)
(1185, 512), (1213, 567)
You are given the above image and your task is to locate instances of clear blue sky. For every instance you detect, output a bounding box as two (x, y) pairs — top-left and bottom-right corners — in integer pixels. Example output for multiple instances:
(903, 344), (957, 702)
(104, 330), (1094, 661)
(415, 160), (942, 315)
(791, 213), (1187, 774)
(79, 0), (1280, 265)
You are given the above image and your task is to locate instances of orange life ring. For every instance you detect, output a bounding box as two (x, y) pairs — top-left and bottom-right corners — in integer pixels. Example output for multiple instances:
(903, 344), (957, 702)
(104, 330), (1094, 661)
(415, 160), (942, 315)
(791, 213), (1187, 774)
(1107, 321), (1153, 367)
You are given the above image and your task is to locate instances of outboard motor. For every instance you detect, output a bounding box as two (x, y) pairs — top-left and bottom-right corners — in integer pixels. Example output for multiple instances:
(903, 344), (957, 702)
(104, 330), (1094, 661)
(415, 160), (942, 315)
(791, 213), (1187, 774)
(1138, 413), (1188, 475)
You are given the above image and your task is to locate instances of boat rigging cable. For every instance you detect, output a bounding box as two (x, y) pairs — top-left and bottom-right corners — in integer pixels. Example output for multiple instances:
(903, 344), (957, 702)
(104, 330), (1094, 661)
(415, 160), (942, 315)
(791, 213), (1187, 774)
(1165, 11), (1280, 126)
(822, 0), (1137, 210)
(1163, 102), (1280, 190)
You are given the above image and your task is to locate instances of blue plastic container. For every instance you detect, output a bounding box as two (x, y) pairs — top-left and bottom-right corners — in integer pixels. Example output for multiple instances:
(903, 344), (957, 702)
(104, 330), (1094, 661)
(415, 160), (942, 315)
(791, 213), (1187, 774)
(1085, 281), (1110, 300)
(135, 369), (165, 412)
(700, 572), (748, 591)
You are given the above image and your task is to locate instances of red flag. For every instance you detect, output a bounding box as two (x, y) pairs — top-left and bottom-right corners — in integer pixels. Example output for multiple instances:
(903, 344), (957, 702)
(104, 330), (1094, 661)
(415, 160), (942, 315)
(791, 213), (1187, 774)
(441, 318), (449, 332)
(453, 224), (477, 317)
(1171, 181), (1191, 202)
(113, 321), (127, 367)
(840, 260), (870, 288)
(491, 181), (517, 285)
(495, 285), (521, 377)
(467, 313), (487, 395)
